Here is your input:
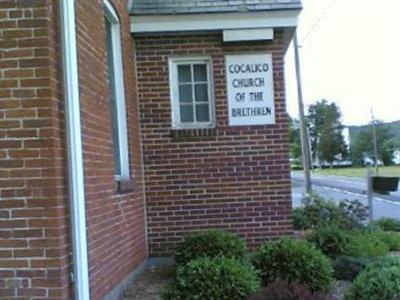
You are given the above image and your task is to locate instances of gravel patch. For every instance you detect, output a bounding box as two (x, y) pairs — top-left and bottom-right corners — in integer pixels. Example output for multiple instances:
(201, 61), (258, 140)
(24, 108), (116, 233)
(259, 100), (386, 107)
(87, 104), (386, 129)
(330, 280), (351, 300)
(123, 266), (350, 300)
(123, 266), (174, 300)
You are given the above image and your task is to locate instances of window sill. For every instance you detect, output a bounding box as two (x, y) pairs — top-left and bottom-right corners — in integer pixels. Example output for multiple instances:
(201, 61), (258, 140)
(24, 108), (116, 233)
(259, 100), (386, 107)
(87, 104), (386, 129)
(116, 178), (134, 194)
(170, 128), (217, 141)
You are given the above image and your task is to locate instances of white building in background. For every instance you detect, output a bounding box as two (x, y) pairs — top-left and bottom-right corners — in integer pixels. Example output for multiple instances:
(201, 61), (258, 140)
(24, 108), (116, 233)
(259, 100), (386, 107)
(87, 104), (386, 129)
(343, 127), (351, 149)
(393, 149), (400, 165)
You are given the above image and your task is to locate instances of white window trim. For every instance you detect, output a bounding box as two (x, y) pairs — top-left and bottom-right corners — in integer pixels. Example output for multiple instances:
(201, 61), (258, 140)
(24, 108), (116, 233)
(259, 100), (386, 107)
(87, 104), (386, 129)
(169, 56), (215, 129)
(103, 0), (130, 180)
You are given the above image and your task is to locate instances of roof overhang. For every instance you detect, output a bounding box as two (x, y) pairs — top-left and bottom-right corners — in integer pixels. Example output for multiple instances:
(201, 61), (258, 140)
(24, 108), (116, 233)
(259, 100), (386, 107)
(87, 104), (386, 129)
(130, 10), (300, 50)
(130, 10), (300, 33)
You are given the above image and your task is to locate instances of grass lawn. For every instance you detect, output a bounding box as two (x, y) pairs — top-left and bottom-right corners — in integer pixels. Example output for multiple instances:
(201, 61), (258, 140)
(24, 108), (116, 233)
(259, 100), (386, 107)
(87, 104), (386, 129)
(312, 165), (400, 178)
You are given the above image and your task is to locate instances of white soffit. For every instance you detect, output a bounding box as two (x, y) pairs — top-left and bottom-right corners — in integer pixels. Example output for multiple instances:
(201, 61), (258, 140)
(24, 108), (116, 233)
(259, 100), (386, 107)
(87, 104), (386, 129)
(223, 28), (273, 42)
(130, 10), (300, 33)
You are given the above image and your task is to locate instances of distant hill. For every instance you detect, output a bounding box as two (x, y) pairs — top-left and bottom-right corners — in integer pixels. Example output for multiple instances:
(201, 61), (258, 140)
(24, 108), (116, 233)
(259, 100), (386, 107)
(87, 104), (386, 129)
(348, 120), (400, 148)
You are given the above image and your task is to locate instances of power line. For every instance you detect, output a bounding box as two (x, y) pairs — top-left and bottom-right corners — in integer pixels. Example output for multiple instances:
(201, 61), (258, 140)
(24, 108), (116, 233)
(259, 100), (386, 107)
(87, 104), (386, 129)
(300, 0), (336, 45)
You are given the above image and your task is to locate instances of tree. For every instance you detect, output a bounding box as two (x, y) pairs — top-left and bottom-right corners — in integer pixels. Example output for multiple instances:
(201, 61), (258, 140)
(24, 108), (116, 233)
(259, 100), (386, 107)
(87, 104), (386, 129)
(307, 100), (348, 166)
(289, 117), (302, 160)
(350, 121), (395, 166)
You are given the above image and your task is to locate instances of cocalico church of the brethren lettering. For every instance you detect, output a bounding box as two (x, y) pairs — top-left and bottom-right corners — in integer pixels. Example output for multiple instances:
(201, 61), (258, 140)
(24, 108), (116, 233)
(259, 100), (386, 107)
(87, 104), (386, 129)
(232, 106), (272, 117)
(226, 54), (275, 126)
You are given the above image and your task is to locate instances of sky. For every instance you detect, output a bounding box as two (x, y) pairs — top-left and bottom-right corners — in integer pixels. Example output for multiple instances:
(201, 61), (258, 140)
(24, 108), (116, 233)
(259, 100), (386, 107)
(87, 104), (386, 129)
(285, 0), (400, 126)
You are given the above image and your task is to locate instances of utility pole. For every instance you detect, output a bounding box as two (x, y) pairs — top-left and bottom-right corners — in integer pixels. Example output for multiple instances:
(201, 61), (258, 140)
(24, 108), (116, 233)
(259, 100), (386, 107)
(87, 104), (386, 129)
(367, 169), (374, 221)
(294, 31), (312, 193)
(371, 108), (379, 175)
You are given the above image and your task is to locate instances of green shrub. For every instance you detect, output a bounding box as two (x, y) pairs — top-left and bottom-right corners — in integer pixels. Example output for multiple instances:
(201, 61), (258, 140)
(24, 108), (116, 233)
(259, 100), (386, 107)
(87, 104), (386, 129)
(333, 256), (372, 281)
(300, 194), (367, 230)
(174, 230), (246, 265)
(375, 231), (400, 251)
(373, 218), (400, 232)
(301, 193), (342, 228)
(252, 237), (334, 292)
(306, 224), (350, 259)
(293, 207), (311, 230)
(248, 280), (335, 300)
(365, 256), (400, 270)
(345, 265), (400, 300)
(162, 256), (260, 300)
(337, 199), (368, 229)
(345, 231), (390, 257)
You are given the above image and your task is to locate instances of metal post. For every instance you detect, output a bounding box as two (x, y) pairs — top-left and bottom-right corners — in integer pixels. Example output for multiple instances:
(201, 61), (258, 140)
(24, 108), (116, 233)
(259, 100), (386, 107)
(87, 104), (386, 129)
(371, 109), (379, 176)
(367, 169), (374, 222)
(294, 31), (312, 193)
(307, 126), (313, 170)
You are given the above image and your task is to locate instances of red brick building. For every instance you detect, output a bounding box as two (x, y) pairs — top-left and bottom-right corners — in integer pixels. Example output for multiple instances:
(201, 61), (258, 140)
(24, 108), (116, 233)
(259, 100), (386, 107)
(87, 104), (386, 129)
(0, 0), (301, 299)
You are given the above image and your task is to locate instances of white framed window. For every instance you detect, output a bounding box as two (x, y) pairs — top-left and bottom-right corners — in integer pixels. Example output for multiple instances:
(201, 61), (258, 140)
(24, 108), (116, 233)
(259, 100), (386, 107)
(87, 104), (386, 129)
(169, 57), (215, 128)
(103, 0), (130, 180)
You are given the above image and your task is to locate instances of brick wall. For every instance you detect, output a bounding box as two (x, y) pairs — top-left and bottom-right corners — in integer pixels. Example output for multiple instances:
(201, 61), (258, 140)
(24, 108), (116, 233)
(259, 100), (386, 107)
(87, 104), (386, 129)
(0, 0), (71, 298)
(0, 0), (147, 299)
(75, 0), (147, 299)
(135, 31), (293, 257)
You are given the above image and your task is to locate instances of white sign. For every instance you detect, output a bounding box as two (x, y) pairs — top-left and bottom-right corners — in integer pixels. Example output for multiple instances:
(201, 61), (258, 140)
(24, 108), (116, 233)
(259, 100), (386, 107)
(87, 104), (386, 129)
(226, 54), (275, 126)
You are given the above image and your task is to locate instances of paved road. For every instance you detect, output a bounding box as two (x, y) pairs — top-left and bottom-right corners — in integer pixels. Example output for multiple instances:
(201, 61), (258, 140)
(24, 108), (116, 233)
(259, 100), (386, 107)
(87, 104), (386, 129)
(292, 172), (400, 202)
(292, 173), (400, 220)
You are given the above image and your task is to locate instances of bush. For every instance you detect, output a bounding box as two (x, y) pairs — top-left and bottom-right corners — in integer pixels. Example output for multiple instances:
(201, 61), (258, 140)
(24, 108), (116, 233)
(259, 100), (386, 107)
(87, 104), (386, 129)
(374, 231), (400, 251)
(252, 237), (334, 292)
(299, 194), (367, 230)
(345, 264), (400, 300)
(365, 256), (400, 270)
(174, 230), (246, 265)
(293, 207), (311, 230)
(333, 256), (372, 281)
(345, 231), (390, 257)
(248, 280), (335, 300)
(373, 218), (400, 232)
(338, 199), (368, 229)
(301, 193), (342, 229)
(306, 224), (350, 259)
(162, 256), (260, 300)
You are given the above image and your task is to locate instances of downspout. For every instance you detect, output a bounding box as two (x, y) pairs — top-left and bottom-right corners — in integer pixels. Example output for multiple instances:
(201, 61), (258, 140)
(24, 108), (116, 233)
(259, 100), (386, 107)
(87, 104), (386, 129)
(60, 1), (90, 299)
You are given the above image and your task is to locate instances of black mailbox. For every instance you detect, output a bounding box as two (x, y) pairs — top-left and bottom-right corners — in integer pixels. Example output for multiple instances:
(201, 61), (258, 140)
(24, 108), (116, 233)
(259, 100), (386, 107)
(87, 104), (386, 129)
(372, 176), (399, 192)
